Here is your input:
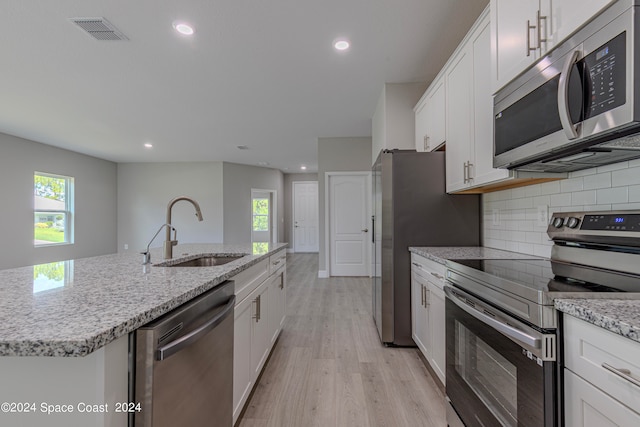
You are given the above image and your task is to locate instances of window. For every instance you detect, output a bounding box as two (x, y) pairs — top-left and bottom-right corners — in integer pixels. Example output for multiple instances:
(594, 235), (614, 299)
(34, 172), (74, 246)
(252, 198), (269, 231)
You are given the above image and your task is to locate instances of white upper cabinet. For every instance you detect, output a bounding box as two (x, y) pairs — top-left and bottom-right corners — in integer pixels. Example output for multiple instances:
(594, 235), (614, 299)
(491, 0), (616, 93)
(445, 46), (474, 192)
(542, 0), (615, 53)
(472, 18), (510, 186)
(446, 8), (510, 193)
(490, 0), (540, 92)
(414, 77), (445, 152)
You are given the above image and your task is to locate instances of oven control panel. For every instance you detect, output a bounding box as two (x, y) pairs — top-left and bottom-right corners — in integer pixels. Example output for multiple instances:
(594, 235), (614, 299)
(547, 210), (640, 242)
(580, 213), (640, 231)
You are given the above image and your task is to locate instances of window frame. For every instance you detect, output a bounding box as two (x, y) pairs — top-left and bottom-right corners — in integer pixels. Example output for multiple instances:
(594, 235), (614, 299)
(34, 171), (74, 247)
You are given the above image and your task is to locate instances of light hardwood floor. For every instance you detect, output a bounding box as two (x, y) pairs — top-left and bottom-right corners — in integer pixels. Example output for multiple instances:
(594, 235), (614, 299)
(237, 253), (446, 427)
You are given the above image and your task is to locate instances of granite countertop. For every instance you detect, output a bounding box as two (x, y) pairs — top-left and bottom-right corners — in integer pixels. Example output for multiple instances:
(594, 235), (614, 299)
(409, 246), (544, 264)
(0, 243), (287, 357)
(555, 299), (640, 343)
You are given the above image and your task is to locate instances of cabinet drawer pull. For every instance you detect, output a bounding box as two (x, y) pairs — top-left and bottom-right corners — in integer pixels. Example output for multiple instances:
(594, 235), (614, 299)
(412, 262), (423, 269)
(430, 272), (444, 280)
(602, 363), (640, 388)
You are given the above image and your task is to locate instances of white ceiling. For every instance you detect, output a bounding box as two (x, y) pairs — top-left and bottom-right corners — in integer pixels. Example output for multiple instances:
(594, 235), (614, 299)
(1, 0), (488, 172)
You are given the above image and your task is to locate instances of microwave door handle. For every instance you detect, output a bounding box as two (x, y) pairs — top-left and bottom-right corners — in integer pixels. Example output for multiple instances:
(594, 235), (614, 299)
(558, 50), (581, 140)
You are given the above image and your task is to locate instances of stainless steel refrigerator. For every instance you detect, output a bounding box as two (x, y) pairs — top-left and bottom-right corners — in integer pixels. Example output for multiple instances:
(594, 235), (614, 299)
(372, 149), (480, 346)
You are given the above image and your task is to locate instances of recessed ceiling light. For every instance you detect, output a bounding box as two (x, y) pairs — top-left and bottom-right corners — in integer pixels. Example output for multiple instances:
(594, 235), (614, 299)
(334, 39), (350, 51)
(300, 165), (307, 170)
(144, 143), (153, 148)
(173, 21), (195, 36)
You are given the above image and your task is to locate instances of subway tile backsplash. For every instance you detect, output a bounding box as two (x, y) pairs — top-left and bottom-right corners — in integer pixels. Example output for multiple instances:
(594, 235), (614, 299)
(482, 160), (640, 258)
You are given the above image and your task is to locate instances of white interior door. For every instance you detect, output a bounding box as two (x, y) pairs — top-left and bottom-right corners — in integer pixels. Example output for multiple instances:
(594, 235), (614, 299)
(251, 190), (272, 243)
(293, 181), (319, 253)
(329, 174), (370, 276)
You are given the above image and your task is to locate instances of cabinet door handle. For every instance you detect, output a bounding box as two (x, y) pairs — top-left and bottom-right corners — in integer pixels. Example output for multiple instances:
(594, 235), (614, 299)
(467, 161), (474, 181)
(537, 10), (548, 45)
(423, 135), (430, 151)
(253, 295), (262, 323)
(463, 161), (469, 183)
(602, 363), (640, 388)
(421, 284), (426, 307)
(526, 19), (537, 56)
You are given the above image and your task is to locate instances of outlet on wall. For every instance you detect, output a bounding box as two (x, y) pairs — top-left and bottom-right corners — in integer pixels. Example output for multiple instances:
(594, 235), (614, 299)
(492, 209), (500, 226)
(124, 244), (129, 250)
(537, 205), (549, 227)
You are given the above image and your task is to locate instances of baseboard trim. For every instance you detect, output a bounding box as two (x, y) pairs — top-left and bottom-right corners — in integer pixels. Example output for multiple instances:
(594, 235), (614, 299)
(318, 270), (329, 278)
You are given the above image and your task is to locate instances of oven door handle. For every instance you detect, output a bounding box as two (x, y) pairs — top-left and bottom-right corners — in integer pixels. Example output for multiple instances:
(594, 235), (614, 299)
(444, 286), (541, 349)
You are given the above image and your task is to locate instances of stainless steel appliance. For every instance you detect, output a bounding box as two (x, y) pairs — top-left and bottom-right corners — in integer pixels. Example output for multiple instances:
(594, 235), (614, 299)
(372, 149), (480, 346)
(494, 0), (640, 173)
(133, 281), (235, 427)
(444, 210), (640, 427)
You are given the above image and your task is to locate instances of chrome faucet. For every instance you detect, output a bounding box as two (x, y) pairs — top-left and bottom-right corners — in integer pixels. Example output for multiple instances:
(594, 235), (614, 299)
(164, 196), (204, 259)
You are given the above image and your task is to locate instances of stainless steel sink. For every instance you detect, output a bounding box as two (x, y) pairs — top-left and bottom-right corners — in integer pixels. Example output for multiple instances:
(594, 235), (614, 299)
(158, 254), (247, 267)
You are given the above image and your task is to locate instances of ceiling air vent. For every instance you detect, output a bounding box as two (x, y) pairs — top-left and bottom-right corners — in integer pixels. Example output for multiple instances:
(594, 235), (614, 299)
(70, 17), (128, 41)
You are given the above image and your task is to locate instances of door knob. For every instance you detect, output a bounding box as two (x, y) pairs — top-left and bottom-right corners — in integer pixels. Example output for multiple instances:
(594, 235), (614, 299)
(362, 228), (369, 232)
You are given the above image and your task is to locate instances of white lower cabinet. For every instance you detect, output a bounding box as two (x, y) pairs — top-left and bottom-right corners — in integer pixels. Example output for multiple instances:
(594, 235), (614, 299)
(563, 315), (640, 426)
(232, 251), (287, 425)
(410, 253), (446, 384)
(565, 370), (640, 427)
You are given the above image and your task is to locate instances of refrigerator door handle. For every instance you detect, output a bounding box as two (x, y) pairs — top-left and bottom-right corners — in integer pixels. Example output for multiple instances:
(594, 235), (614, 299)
(371, 216), (375, 243)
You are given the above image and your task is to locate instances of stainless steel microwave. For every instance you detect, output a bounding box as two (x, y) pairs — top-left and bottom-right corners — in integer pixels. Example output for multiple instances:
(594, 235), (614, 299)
(494, 1), (640, 173)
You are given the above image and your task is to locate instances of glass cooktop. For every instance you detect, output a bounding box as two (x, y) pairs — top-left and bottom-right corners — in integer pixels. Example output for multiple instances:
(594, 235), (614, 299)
(451, 258), (628, 294)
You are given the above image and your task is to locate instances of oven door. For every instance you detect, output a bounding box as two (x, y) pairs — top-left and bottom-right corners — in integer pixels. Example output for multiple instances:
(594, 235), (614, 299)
(444, 285), (557, 427)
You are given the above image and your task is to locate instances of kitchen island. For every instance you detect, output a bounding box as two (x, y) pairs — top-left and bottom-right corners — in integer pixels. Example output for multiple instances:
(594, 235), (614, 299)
(0, 242), (287, 427)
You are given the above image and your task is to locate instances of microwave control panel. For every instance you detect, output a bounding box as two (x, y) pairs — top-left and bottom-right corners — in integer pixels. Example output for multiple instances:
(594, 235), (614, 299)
(584, 31), (626, 118)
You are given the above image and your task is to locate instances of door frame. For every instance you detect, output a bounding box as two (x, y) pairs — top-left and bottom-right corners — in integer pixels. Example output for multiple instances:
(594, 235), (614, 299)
(292, 180), (319, 253)
(250, 189), (278, 243)
(324, 171), (372, 277)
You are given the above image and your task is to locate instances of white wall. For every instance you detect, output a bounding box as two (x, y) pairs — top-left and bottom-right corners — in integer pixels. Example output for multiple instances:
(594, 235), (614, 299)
(318, 137), (372, 274)
(483, 159), (640, 258)
(222, 162), (284, 244)
(283, 173), (318, 250)
(0, 133), (117, 269)
(117, 162), (224, 254)
(371, 83), (427, 165)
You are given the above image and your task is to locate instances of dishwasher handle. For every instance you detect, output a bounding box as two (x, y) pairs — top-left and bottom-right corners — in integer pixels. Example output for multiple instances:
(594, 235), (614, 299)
(157, 294), (236, 361)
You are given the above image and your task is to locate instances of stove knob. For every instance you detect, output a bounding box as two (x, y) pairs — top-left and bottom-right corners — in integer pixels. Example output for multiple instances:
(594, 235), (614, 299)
(566, 217), (580, 229)
(552, 217), (565, 228)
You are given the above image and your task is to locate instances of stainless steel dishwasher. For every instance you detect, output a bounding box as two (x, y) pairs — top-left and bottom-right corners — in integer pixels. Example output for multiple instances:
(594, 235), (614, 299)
(133, 280), (235, 427)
